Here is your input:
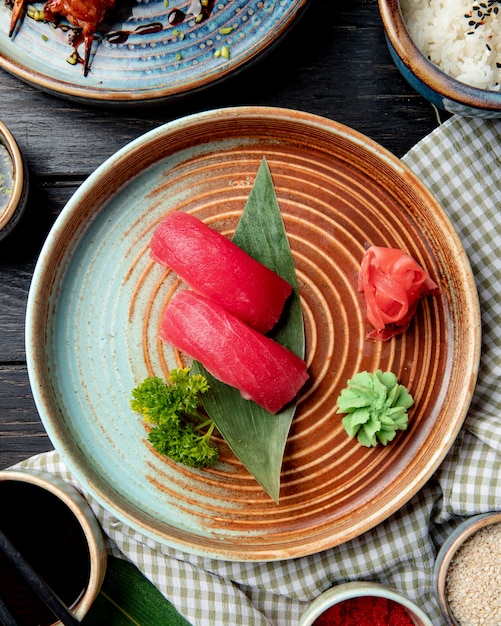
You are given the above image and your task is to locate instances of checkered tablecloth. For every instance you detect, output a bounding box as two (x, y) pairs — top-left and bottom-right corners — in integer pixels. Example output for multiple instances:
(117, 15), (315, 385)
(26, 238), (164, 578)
(14, 115), (501, 625)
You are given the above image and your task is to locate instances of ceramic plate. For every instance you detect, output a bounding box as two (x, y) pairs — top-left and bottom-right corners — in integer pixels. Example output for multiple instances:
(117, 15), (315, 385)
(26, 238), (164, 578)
(0, 0), (308, 104)
(26, 107), (480, 561)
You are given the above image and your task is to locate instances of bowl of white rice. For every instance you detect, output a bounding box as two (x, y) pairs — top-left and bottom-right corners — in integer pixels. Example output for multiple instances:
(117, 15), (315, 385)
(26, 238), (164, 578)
(378, 0), (501, 117)
(433, 511), (501, 625)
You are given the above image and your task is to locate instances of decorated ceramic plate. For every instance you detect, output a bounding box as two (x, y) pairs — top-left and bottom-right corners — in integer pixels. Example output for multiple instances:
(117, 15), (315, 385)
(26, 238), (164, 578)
(26, 107), (480, 561)
(0, 0), (308, 104)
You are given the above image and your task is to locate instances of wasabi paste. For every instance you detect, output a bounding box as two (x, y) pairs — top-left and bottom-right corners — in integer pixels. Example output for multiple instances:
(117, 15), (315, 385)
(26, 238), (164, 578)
(336, 370), (414, 447)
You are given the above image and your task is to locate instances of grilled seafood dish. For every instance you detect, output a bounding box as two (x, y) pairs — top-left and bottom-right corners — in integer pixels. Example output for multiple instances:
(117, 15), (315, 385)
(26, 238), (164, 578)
(5, 0), (217, 76)
(8, 0), (116, 75)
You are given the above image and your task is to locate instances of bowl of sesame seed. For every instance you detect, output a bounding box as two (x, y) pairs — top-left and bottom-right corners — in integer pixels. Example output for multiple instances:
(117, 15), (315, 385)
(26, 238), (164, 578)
(433, 511), (501, 625)
(378, 0), (501, 117)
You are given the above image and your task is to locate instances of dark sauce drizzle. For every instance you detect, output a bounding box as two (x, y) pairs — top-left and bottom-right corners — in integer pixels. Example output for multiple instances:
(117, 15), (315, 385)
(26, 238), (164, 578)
(105, 0), (216, 45)
(6, 0), (218, 71)
(105, 21), (163, 45)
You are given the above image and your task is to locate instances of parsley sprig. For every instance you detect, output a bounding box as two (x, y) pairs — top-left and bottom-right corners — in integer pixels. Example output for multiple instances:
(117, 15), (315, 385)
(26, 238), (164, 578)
(130, 368), (219, 468)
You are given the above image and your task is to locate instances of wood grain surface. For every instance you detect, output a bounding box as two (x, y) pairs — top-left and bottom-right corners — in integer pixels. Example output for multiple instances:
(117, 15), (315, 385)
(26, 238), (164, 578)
(0, 0), (445, 469)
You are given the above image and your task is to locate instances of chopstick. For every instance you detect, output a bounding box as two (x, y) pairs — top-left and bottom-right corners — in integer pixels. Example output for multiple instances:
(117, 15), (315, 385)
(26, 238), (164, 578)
(0, 527), (81, 626)
(0, 592), (18, 626)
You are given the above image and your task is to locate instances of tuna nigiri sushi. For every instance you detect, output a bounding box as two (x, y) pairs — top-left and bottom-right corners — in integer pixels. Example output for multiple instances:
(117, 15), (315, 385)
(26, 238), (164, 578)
(150, 211), (292, 334)
(160, 290), (309, 414)
(359, 245), (439, 341)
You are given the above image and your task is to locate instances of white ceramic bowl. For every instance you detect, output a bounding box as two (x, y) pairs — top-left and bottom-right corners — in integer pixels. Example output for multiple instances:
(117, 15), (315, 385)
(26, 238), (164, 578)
(0, 468), (107, 626)
(299, 581), (434, 626)
(433, 511), (501, 625)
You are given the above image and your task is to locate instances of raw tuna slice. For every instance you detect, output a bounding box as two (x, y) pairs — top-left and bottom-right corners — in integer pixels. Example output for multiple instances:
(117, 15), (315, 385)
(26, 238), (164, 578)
(150, 211), (292, 334)
(358, 245), (439, 341)
(160, 290), (309, 414)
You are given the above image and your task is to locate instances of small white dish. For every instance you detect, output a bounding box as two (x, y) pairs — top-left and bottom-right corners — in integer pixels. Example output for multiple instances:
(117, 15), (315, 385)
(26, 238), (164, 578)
(0, 120), (28, 241)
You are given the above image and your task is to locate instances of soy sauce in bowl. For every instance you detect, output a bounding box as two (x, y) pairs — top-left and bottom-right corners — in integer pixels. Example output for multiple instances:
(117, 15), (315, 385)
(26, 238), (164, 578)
(0, 471), (106, 626)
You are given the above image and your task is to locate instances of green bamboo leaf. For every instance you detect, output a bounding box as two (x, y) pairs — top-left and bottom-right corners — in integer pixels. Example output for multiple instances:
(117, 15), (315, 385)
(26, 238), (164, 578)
(192, 157), (305, 502)
(82, 556), (191, 626)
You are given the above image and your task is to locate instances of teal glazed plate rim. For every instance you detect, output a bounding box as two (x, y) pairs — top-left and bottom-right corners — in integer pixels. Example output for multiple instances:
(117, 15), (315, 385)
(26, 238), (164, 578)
(25, 106), (480, 561)
(0, 0), (308, 104)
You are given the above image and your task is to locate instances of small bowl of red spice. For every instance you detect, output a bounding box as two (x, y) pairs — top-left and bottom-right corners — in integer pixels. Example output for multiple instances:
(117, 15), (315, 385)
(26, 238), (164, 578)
(299, 581), (434, 626)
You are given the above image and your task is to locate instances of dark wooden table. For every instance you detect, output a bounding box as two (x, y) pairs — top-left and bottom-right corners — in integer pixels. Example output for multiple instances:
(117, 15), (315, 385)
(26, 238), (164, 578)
(0, 0), (443, 469)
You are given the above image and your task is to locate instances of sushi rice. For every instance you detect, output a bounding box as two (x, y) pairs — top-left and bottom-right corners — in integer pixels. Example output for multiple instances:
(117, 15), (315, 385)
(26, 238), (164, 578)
(400, 0), (501, 91)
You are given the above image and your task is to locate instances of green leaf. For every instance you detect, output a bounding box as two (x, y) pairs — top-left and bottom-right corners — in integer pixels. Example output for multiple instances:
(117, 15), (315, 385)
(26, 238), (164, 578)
(191, 157), (305, 503)
(82, 556), (192, 626)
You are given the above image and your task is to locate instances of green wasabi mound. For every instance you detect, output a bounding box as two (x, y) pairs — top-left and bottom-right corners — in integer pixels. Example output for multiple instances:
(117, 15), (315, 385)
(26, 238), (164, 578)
(336, 370), (414, 447)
